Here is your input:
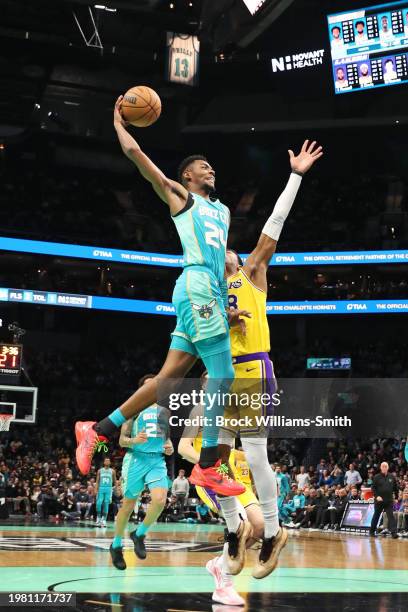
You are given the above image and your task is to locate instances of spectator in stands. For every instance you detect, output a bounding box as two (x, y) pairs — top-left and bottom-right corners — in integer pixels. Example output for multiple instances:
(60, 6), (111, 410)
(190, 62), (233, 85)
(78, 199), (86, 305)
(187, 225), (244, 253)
(196, 501), (215, 524)
(283, 488), (306, 526)
(36, 484), (59, 519)
(313, 489), (330, 529)
(75, 485), (92, 519)
(355, 452), (368, 481)
(296, 465), (310, 490)
(344, 463), (363, 488)
(60, 491), (81, 521)
(296, 489), (318, 528)
(325, 488), (348, 530)
(331, 466), (344, 486)
(171, 469), (190, 512)
(318, 469), (334, 487)
(316, 459), (327, 476)
(347, 486), (361, 501)
(6, 477), (30, 515)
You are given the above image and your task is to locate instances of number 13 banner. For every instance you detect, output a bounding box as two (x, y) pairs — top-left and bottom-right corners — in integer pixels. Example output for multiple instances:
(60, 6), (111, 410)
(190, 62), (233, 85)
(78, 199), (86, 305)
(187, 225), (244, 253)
(166, 33), (200, 86)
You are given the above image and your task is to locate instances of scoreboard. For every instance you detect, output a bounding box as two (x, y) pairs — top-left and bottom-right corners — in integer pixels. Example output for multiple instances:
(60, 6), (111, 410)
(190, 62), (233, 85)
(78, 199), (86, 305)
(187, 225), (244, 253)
(0, 344), (22, 375)
(328, 1), (408, 93)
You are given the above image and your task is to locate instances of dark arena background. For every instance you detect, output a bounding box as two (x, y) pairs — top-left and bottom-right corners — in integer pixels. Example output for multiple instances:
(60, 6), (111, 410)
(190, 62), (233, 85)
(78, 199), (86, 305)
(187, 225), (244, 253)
(1, 0), (408, 611)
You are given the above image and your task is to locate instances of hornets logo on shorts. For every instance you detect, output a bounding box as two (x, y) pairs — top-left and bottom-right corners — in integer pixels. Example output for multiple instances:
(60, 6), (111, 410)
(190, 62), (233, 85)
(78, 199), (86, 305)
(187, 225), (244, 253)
(192, 299), (216, 319)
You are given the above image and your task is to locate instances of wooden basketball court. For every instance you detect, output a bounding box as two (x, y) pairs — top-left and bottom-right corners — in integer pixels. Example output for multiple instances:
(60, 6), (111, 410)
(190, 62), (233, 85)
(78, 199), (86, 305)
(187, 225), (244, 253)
(1, 519), (407, 611)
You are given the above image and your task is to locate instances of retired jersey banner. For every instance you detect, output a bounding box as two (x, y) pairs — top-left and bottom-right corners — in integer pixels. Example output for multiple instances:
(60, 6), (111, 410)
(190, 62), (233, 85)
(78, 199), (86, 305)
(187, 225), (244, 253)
(166, 33), (200, 86)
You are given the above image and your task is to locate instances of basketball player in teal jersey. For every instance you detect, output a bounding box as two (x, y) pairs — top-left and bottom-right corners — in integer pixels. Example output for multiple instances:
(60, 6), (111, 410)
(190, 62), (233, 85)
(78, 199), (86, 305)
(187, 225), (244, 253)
(75, 96), (246, 498)
(110, 399), (173, 570)
(95, 457), (116, 527)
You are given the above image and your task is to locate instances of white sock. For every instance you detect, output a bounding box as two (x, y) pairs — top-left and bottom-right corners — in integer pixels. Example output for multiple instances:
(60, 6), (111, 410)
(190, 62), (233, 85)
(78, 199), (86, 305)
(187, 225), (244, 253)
(216, 546), (233, 587)
(216, 495), (241, 533)
(242, 437), (280, 538)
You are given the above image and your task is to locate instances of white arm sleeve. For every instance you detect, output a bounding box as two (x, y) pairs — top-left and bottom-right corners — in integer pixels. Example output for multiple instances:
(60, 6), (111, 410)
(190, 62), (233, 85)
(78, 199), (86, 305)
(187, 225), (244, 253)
(262, 172), (303, 241)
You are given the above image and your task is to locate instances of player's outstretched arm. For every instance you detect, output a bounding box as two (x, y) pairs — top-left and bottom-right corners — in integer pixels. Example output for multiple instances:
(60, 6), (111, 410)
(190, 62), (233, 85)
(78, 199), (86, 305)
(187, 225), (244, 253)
(113, 96), (188, 215)
(243, 140), (323, 291)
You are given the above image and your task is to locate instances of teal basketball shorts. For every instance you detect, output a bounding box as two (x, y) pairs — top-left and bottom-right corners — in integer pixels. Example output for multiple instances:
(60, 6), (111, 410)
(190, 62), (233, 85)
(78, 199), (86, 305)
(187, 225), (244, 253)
(170, 266), (230, 357)
(123, 452), (168, 500)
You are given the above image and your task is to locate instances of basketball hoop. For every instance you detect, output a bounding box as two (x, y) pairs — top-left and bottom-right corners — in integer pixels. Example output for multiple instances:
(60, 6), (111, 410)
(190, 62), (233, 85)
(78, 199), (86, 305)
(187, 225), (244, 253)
(0, 414), (13, 432)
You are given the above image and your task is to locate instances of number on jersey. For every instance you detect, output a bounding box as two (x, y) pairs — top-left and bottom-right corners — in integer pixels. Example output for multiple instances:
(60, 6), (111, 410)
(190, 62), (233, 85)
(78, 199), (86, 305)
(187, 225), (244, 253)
(205, 221), (226, 249)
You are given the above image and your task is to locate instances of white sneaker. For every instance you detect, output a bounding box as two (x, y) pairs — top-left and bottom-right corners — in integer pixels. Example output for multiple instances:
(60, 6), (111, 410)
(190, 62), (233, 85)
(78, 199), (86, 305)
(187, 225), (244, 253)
(206, 558), (244, 607)
(101, 519), (107, 528)
(96, 519), (101, 527)
(212, 587), (245, 606)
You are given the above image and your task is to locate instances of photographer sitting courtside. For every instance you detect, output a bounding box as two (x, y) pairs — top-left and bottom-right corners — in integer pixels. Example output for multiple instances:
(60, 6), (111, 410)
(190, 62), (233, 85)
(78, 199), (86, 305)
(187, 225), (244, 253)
(370, 462), (399, 539)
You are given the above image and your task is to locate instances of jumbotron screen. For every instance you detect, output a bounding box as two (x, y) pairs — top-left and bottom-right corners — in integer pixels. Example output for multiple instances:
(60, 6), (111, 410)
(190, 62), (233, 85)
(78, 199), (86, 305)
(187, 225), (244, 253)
(327, 1), (408, 94)
(307, 357), (351, 370)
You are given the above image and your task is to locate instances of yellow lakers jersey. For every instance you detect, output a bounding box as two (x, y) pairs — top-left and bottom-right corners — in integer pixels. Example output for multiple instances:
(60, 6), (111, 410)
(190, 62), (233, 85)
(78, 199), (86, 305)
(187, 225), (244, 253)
(228, 268), (270, 357)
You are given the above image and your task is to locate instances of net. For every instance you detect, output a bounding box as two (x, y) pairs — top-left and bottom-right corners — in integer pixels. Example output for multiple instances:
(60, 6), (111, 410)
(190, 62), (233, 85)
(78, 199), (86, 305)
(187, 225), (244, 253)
(0, 414), (14, 431)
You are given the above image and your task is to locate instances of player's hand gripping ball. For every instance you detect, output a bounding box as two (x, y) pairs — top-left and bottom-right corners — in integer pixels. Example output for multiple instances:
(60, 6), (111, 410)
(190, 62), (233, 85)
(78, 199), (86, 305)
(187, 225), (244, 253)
(121, 86), (162, 127)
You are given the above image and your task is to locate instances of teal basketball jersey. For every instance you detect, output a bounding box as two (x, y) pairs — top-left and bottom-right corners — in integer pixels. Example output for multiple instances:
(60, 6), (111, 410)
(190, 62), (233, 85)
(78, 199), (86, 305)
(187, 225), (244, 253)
(99, 467), (113, 489)
(130, 404), (169, 454)
(172, 192), (230, 286)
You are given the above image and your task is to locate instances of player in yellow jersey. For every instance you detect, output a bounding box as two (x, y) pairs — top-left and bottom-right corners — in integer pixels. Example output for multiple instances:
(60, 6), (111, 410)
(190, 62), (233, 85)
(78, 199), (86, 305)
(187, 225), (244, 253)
(179, 397), (263, 606)
(219, 140), (323, 580)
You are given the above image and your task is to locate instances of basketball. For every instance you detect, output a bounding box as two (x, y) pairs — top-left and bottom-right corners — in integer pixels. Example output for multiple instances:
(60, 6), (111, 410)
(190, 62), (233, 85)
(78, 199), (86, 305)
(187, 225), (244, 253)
(121, 85), (162, 128)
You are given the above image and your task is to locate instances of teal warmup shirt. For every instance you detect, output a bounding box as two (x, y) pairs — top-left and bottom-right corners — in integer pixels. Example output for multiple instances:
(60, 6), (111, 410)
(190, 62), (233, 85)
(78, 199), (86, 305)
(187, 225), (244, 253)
(172, 192), (230, 287)
(99, 467), (113, 489)
(130, 405), (169, 455)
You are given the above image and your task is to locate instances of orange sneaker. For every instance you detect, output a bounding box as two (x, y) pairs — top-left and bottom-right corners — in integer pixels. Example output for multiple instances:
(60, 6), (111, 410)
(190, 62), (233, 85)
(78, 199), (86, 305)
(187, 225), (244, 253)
(75, 421), (108, 475)
(189, 460), (245, 497)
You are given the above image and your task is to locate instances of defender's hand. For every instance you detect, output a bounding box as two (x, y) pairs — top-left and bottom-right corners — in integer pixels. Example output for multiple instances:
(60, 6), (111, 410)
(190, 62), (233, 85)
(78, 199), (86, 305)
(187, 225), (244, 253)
(289, 140), (323, 175)
(228, 308), (252, 336)
(114, 95), (129, 129)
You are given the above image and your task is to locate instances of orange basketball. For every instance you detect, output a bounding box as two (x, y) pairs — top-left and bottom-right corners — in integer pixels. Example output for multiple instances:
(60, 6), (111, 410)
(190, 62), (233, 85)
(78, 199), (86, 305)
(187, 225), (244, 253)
(121, 86), (162, 128)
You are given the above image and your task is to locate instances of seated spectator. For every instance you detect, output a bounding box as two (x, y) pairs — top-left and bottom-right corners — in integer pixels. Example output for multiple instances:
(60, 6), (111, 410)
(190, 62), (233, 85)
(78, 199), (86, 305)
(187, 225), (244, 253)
(347, 486), (361, 501)
(36, 484), (59, 519)
(324, 488), (348, 530)
(30, 485), (42, 514)
(75, 485), (92, 519)
(283, 489), (305, 526)
(60, 491), (81, 521)
(196, 501), (215, 524)
(296, 489), (318, 528)
(313, 489), (330, 529)
(6, 477), (30, 515)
